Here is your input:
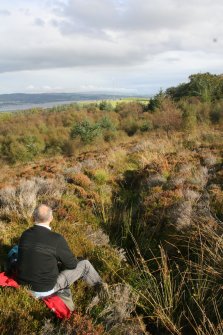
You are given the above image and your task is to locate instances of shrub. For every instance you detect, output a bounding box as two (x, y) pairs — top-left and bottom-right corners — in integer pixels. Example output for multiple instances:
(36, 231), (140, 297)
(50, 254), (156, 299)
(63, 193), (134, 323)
(9, 140), (33, 163)
(139, 121), (153, 132)
(115, 102), (143, 118)
(21, 135), (45, 156)
(1, 135), (44, 163)
(45, 130), (68, 155)
(99, 100), (113, 111)
(62, 139), (77, 157)
(67, 172), (92, 189)
(71, 120), (102, 144)
(121, 117), (139, 136)
(153, 108), (182, 135)
(182, 104), (197, 130)
(145, 89), (166, 112)
(103, 130), (117, 142)
(210, 102), (223, 124)
(98, 116), (116, 131)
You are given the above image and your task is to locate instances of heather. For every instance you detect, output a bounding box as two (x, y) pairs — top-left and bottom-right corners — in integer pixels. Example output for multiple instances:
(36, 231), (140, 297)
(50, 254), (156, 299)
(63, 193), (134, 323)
(0, 73), (223, 334)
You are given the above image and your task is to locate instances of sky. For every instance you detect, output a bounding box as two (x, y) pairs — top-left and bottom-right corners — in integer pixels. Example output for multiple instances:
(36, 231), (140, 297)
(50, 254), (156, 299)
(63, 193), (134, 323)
(0, 0), (222, 95)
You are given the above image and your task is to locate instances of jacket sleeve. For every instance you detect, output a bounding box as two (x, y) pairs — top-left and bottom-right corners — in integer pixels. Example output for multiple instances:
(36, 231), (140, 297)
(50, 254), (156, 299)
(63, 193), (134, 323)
(56, 235), (78, 269)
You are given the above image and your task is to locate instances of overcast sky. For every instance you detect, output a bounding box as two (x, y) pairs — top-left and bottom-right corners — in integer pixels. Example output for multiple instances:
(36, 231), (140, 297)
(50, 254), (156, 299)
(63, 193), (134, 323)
(0, 0), (222, 95)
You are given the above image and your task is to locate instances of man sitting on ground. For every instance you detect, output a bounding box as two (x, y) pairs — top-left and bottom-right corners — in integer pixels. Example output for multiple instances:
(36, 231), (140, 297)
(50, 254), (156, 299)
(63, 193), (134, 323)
(17, 204), (103, 308)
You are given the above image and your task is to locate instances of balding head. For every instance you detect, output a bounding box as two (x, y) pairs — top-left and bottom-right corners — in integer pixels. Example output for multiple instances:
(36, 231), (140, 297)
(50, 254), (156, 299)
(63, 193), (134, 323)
(33, 204), (53, 225)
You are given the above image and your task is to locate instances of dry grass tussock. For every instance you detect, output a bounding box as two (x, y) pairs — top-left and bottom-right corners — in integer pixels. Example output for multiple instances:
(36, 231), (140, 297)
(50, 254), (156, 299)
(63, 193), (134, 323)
(87, 283), (143, 334)
(40, 314), (105, 335)
(85, 225), (110, 247)
(136, 136), (184, 169)
(117, 224), (223, 335)
(99, 283), (138, 327)
(0, 176), (65, 220)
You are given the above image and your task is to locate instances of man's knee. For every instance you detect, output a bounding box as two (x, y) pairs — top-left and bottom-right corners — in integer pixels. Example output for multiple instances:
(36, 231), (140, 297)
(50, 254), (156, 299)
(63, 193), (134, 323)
(78, 259), (91, 269)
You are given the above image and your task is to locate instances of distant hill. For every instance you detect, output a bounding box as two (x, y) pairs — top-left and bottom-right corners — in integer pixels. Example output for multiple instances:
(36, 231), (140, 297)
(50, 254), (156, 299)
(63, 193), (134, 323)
(0, 92), (137, 112)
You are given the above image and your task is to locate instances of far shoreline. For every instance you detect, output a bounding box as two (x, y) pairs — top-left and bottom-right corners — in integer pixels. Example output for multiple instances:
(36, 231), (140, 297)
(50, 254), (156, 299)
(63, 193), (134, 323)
(0, 96), (149, 113)
(0, 100), (95, 113)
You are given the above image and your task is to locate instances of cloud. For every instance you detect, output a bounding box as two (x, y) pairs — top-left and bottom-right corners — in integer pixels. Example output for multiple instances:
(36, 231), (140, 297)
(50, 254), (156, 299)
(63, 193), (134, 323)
(0, 0), (223, 93)
(25, 84), (64, 93)
(1, 0), (222, 75)
(34, 18), (45, 27)
(79, 84), (138, 93)
(26, 84), (35, 90)
(54, 0), (223, 35)
(49, 0), (223, 61)
(0, 9), (10, 16)
(0, 41), (148, 74)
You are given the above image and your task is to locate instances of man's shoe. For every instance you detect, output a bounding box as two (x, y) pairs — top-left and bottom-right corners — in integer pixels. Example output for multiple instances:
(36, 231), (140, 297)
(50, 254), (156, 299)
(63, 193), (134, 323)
(94, 282), (109, 300)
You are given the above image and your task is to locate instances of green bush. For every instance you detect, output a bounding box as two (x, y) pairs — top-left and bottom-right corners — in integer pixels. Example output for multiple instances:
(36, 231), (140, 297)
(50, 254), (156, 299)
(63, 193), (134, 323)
(121, 117), (139, 136)
(98, 116), (115, 131)
(22, 135), (45, 156)
(1, 135), (45, 163)
(71, 120), (102, 144)
(99, 100), (113, 111)
(62, 139), (77, 156)
(145, 90), (166, 112)
(103, 130), (117, 142)
(166, 72), (223, 102)
(210, 102), (223, 124)
(139, 121), (153, 132)
(182, 104), (197, 130)
(9, 141), (33, 163)
(45, 129), (68, 155)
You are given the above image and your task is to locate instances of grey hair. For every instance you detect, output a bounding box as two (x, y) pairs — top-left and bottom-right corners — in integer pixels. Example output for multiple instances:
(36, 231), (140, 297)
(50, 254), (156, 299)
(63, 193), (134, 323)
(33, 205), (53, 223)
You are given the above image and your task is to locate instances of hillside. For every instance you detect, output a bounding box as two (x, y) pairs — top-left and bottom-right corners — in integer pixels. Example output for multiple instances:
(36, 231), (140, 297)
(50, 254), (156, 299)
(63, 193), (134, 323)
(0, 74), (223, 335)
(0, 93), (143, 112)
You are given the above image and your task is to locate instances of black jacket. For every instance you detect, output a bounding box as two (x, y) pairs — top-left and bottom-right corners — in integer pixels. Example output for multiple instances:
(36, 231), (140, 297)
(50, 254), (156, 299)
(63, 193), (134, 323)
(17, 225), (77, 292)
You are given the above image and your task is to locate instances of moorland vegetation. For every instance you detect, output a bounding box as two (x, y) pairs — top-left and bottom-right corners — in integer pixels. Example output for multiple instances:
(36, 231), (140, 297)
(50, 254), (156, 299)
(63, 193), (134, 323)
(0, 72), (223, 335)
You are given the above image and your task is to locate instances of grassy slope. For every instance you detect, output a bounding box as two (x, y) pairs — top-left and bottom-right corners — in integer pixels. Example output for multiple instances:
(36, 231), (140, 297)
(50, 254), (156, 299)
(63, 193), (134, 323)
(0, 104), (223, 334)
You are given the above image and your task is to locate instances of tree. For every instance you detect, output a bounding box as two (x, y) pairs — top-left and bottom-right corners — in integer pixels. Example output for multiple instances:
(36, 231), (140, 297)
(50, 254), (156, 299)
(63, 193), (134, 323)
(188, 73), (223, 102)
(145, 90), (166, 112)
(70, 120), (101, 144)
(166, 83), (189, 100)
(166, 73), (223, 102)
